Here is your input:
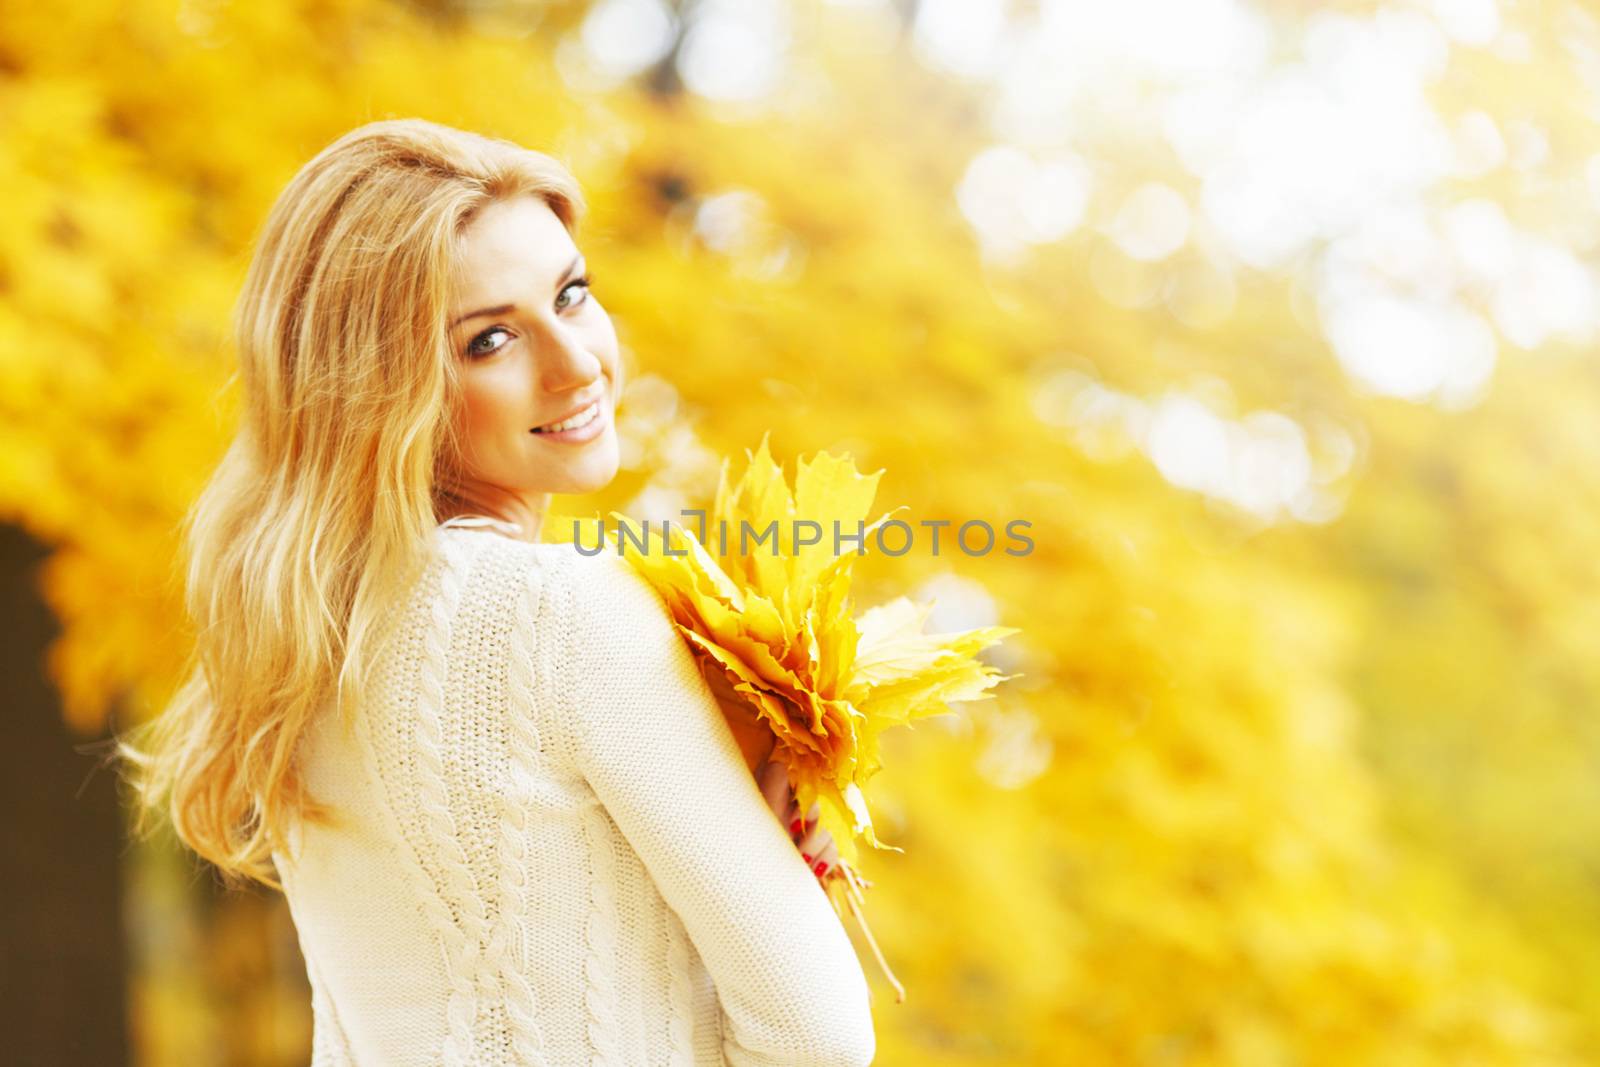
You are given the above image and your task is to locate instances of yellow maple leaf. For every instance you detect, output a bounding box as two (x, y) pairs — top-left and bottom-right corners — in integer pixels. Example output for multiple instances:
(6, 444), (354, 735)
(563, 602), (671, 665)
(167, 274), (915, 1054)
(561, 434), (1021, 1003)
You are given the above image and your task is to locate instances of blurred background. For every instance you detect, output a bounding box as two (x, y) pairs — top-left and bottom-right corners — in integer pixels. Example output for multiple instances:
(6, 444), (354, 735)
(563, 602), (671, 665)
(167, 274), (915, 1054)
(3, 0), (1599, 1063)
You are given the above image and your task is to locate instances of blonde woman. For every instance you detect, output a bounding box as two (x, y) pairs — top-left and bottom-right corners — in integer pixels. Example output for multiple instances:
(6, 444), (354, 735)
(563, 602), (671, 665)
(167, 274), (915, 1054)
(117, 118), (874, 1066)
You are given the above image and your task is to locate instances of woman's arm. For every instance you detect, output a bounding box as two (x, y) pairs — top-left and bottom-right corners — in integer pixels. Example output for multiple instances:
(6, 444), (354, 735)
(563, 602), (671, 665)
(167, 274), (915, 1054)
(555, 549), (876, 1067)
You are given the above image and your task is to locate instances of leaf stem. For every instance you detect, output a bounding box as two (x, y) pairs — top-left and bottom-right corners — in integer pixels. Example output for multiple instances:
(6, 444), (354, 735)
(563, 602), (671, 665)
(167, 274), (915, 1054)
(833, 862), (906, 1004)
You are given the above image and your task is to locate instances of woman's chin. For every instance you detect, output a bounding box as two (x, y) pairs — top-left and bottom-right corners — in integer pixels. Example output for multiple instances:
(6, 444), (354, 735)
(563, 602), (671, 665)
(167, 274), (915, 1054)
(537, 447), (620, 496)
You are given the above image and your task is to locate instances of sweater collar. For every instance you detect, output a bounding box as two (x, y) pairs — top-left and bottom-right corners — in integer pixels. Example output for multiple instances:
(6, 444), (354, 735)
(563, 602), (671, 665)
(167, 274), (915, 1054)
(436, 514), (527, 538)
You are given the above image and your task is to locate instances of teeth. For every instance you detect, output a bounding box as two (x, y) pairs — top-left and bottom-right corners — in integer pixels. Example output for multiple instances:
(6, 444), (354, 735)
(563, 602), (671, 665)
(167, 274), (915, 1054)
(535, 401), (600, 433)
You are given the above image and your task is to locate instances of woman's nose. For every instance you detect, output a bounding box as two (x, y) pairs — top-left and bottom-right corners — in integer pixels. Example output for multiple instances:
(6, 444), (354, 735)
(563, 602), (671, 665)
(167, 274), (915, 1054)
(538, 330), (604, 392)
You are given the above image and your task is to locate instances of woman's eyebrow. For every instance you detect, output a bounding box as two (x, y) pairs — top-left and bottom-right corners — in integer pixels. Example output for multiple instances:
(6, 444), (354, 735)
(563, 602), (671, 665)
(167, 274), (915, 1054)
(448, 252), (586, 330)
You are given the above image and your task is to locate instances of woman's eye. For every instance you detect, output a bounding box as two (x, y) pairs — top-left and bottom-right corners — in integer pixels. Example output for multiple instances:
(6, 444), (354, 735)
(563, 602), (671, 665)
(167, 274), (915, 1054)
(556, 274), (592, 311)
(466, 326), (512, 359)
(463, 276), (591, 358)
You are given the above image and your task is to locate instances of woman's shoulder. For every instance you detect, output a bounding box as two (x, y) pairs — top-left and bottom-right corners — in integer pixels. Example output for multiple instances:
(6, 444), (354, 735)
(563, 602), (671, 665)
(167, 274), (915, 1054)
(534, 541), (673, 628)
(432, 524), (675, 643)
(438, 529), (671, 637)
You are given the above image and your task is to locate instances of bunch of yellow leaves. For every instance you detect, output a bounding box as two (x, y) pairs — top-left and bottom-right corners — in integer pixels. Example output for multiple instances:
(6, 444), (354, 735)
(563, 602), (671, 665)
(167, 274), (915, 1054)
(563, 435), (1019, 1002)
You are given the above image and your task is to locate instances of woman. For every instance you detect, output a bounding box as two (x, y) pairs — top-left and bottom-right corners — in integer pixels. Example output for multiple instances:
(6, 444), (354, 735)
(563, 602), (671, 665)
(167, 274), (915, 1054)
(117, 118), (875, 1066)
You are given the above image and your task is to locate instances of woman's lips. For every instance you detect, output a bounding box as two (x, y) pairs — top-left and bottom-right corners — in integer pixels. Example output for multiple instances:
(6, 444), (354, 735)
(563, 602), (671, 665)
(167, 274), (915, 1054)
(529, 399), (608, 443)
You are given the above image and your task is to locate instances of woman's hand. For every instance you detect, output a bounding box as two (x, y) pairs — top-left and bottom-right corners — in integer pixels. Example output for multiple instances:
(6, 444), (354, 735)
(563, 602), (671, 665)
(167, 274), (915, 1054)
(756, 760), (839, 883)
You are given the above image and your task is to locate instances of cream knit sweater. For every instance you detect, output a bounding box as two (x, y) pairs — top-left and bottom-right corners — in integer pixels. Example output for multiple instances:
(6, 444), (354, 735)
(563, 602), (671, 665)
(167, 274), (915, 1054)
(271, 518), (877, 1066)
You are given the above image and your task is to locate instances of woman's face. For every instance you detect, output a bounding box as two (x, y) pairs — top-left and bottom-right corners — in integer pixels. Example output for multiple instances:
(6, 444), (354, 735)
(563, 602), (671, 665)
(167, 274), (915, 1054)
(443, 194), (621, 529)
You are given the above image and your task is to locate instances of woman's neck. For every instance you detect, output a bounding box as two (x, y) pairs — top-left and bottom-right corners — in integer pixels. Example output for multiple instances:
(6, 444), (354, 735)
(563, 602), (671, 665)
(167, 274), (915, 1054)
(436, 490), (548, 543)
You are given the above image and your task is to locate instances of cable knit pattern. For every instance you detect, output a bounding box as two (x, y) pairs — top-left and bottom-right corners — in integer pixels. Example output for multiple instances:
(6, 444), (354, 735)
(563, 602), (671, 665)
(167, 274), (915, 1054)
(581, 801), (625, 1065)
(411, 536), (485, 1064)
(501, 558), (552, 1067)
(271, 520), (877, 1066)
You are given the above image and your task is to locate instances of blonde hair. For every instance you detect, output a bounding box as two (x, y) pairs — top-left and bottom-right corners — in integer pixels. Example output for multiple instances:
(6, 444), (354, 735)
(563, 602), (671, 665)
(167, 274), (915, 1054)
(114, 118), (587, 889)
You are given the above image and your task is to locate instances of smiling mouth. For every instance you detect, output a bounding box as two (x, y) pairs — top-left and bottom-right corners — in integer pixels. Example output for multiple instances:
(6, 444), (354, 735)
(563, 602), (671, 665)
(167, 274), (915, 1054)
(531, 400), (602, 434)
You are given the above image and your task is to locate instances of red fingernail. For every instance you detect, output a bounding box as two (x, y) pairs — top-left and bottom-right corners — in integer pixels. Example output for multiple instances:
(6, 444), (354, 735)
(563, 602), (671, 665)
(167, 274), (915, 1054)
(789, 818), (802, 834)
(801, 853), (811, 863)
(814, 861), (828, 877)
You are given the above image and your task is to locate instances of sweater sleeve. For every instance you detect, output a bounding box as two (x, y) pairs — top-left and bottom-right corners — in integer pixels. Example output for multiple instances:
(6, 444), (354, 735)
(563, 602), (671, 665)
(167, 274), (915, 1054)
(553, 548), (877, 1067)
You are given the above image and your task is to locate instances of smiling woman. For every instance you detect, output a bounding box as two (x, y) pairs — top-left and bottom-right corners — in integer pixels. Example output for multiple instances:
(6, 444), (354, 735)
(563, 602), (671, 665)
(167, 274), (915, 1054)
(440, 195), (623, 536)
(113, 117), (874, 1066)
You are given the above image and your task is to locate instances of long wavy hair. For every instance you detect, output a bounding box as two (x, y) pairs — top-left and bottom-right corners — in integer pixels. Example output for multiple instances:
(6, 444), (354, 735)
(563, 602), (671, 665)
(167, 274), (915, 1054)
(114, 118), (587, 890)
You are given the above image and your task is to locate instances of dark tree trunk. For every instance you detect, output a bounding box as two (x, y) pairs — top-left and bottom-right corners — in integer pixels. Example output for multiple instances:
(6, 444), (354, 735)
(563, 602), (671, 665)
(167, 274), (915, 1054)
(0, 523), (128, 1065)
